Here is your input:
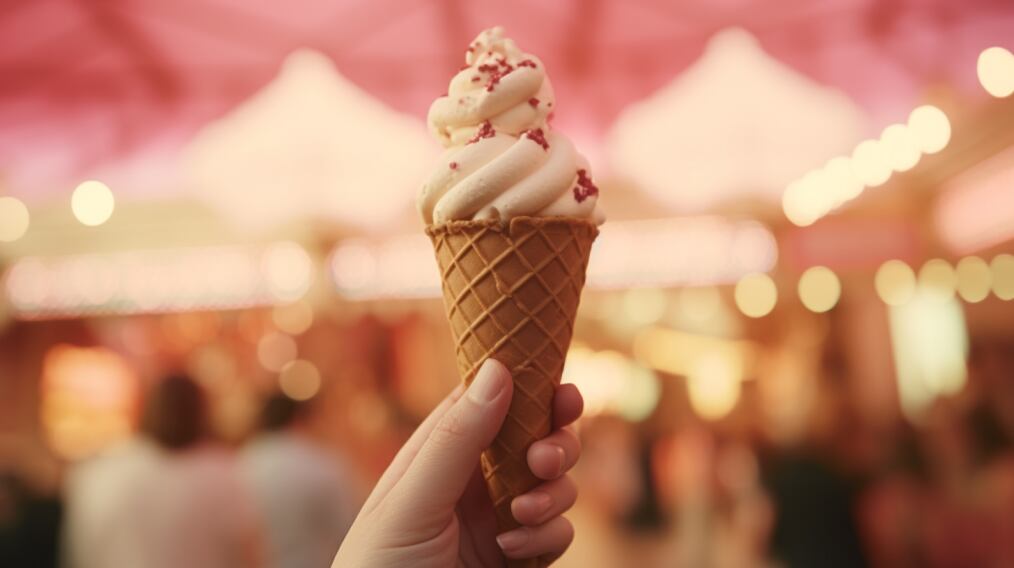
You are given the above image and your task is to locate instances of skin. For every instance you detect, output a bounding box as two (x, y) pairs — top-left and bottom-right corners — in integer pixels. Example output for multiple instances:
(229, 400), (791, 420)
(333, 359), (583, 567)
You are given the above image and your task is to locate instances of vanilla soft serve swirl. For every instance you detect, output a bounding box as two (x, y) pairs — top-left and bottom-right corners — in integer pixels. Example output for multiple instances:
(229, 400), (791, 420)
(419, 27), (603, 225)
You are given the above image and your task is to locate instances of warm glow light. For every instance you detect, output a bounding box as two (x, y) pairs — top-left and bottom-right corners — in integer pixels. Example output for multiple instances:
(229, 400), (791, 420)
(262, 242), (313, 301)
(992, 254), (1014, 300)
(851, 140), (892, 187)
(4, 244), (294, 319)
(798, 266), (841, 313)
(41, 345), (138, 460)
(907, 105), (951, 154)
(918, 259), (956, 300)
(889, 294), (968, 421)
(977, 47), (1014, 98)
(824, 156), (863, 206)
(879, 124), (921, 172)
(955, 256), (992, 303)
(563, 347), (661, 421)
(676, 286), (721, 323)
(0, 196), (30, 242)
(687, 351), (742, 420)
(257, 332), (298, 372)
(272, 301), (314, 335)
(279, 359), (321, 401)
(734, 273), (777, 318)
(622, 288), (668, 326)
(875, 260), (916, 306)
(71, 180), (115, 226)
(782, 178), (819, 227)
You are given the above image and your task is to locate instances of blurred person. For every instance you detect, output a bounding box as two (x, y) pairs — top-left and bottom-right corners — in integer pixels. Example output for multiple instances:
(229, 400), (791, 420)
(63, 374), (260, 568)
(0, 438), (63, 568)
(761, 382), (869, 568)
(0, 473), (62, 568)
(334, 359), (583, 567)
(919, 400), (1013, 568)
(241, 393), (358, 568)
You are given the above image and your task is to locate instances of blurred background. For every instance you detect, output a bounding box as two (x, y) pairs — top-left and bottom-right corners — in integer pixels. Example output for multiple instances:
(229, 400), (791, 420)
(2, 1), (1014, 567)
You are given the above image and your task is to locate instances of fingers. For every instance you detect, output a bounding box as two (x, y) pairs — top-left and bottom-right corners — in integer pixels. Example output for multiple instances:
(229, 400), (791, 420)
(511, 475), (578, 527)
(387, 359), (513, 517)
(553, 383), (584, 429)
(496, 516), (575, 561)
(527, 426), (580, 480)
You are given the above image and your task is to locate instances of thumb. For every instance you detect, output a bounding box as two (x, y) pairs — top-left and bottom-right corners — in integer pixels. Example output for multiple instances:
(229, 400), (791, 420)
(388, 359), (512, 518)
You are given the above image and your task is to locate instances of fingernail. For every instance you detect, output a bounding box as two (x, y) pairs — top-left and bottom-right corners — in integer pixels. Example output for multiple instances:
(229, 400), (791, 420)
(516, 491), (553, 518)
(496, 527), (530, 552)
(468, 359), (508, 404)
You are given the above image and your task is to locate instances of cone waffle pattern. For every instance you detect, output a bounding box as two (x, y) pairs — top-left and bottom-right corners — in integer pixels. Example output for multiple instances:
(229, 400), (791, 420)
(427, 217), (598, 540)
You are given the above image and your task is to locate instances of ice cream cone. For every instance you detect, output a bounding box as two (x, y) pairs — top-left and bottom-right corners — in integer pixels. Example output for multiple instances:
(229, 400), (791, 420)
(426, 216), (597, 565)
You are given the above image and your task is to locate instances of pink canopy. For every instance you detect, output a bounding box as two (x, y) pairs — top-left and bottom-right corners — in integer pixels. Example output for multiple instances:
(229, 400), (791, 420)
(1, 0), (1011, 201)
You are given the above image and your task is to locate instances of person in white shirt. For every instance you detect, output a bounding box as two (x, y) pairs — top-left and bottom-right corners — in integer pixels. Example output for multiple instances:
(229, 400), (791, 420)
(63, 374), (261, 568)
(241, 393), (358, 568)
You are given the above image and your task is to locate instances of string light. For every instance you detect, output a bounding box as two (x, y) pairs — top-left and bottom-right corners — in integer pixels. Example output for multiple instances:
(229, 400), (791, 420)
(918, 259), (956, 301)
(0, 196), (30, 242)
(71, 180), (115, 226)
(992, 254), (1014, 300)
(797, 266), (841, 313)
(851, 139), (892, 187)
(907, 105), (951, 154)
(955, 256), (991, 303)
(734, 273), (777, 318)
(875, 260), (916, 306)
(257, 332), (297, 372)
(879, 124), (921, 172)
(977, 46), (1014, 98)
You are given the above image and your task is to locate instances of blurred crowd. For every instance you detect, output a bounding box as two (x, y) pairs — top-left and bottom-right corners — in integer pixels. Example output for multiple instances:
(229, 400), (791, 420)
(1, 374), (360, 568)
(1, 320), (1013, 568)
(569, 337), (1014, 568)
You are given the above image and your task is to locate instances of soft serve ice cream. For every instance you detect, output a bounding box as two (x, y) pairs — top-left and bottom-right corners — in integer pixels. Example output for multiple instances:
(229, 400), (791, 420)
(419, 27), (603, 225)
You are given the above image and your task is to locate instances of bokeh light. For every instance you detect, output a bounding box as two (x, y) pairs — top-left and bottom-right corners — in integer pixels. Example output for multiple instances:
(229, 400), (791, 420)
(734, 273), (777, 318)
(955, 256), (992, 303)
(71, 180), (115, 226)
(676, 286), (721, 323)
(875, 260), (916, 306)
(907, 105), (951, 154)
(797, 266), (841, 313)
(279, 359), (322, 401)
(621, 287), (668, 326)
(257, 331), (298, 372)
(879, 123), (921, 172)
(262, 242), (313, 301)
(824, 156), (864, 205)
(977, 46), (1014, 98)
(0, 196), (30, 242)
(918, 259), (956, 301)
(272, 301), (315, 335)
(687, 350), (742, 420)
(992, 253), (1014, 300)
(851, 139), (892, 187)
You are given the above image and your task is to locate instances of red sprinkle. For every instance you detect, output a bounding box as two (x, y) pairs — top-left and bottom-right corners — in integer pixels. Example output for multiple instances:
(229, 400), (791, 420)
(547, 111), (556, 122)
(573, 169), (599, 203)
(468, 121), (495, 144)
(449, 162), (459, 170)
(517, 59), (537, 69)
(471, 75), (481, 82)
(528, 97), (540, 107)
(523, 128), (549, 151)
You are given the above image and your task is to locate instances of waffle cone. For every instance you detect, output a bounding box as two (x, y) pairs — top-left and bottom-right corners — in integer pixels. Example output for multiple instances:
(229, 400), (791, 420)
(426, 216), (598, 564)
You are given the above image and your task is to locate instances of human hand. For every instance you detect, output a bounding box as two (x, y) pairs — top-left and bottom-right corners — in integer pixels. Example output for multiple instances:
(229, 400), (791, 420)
(333, 359), (583, 567)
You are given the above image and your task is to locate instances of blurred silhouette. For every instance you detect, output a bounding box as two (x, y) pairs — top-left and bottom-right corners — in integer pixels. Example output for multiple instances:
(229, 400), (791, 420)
(241, 393), (358, 568)
(0, 472), (62, 568)
(63, 374), (261, 568)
